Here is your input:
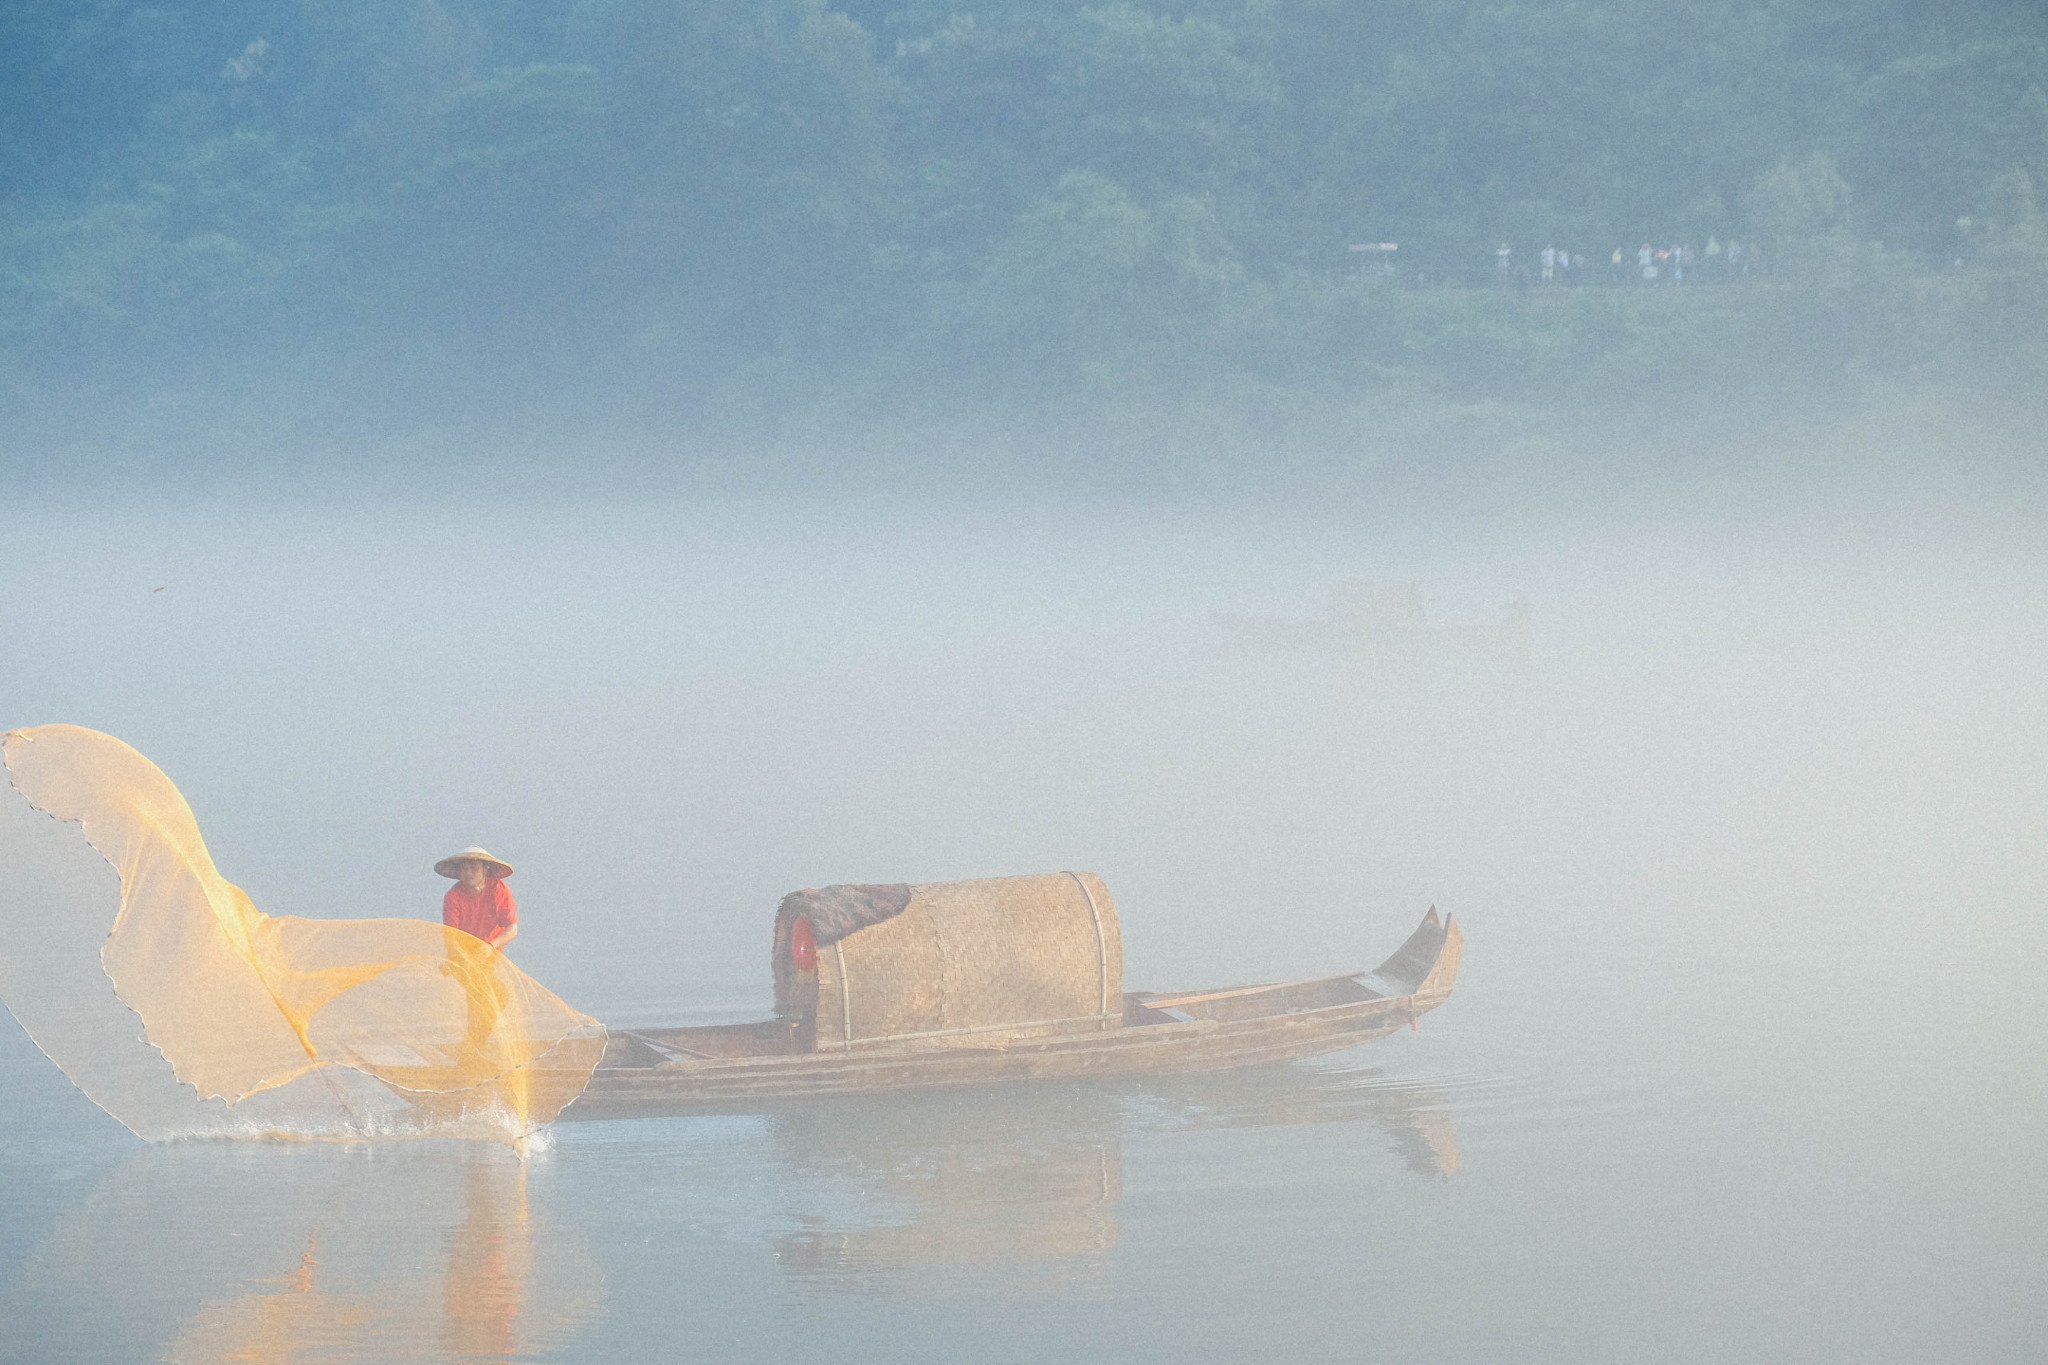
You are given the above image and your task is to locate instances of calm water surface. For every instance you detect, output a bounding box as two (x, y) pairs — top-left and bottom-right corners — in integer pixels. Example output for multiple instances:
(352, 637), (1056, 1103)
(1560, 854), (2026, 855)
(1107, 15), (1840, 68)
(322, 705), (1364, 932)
(2, 489), (2043, 1363)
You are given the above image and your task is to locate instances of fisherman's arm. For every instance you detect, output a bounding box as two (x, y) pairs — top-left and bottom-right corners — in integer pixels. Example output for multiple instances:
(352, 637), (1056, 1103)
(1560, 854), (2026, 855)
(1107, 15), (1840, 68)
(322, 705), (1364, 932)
(486, 879), (519, 950)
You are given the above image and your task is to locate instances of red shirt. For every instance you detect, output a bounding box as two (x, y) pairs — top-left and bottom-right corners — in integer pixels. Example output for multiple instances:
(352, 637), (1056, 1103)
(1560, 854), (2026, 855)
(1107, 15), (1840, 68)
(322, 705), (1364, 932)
(790, 915), (817, 971)
(443, 878), (516, 944)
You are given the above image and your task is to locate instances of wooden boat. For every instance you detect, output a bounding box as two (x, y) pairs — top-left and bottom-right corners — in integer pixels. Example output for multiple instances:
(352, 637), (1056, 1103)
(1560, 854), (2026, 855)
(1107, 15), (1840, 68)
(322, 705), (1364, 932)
(1212, 577), (1530, 665)
(566, 879), (1459, 1118)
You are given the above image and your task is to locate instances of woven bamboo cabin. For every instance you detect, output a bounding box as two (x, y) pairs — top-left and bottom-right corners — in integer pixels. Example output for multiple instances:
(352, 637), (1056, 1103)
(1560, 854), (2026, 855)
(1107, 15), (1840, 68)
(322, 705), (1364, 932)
(772, 873), (1122, 1050)
(571, 871), (1459, 1116)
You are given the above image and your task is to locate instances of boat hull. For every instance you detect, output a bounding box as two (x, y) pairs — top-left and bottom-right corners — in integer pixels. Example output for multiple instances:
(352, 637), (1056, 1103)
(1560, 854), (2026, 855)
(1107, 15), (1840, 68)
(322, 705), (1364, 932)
(559, 911), (1460, 1119)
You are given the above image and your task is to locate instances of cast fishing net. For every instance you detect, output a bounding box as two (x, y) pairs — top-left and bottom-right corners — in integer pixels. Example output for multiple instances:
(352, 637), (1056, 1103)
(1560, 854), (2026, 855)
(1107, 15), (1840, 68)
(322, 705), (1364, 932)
(0, 725), (605, 1144)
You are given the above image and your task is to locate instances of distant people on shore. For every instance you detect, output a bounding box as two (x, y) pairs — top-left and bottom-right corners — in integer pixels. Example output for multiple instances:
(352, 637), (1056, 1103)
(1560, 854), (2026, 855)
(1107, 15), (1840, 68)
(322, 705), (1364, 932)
(1529, 246), (1591, 286)
(1443, 236), (1760, 287)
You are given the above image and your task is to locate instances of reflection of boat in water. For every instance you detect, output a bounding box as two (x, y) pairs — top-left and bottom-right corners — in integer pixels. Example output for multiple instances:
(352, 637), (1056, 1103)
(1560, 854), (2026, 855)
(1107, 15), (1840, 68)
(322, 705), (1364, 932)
(772, 1086), (1124, 1274)
(1126, 1064), (1462, 1179)
(1213, 577), (1530, 666)
(568, 873), (1459, 1115)
(768, 1063), (1461, 1278)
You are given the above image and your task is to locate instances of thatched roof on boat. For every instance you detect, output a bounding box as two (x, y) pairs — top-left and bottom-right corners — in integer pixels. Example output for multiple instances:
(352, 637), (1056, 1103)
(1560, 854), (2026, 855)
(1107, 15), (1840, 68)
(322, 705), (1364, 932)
(775, 873), (1122, 1048)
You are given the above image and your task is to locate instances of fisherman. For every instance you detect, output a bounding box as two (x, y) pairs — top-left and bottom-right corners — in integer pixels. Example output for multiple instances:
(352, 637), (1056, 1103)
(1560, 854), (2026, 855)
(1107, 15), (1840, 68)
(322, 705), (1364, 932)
(436, 846), (519, 950)
(435, 846), (518, 1062)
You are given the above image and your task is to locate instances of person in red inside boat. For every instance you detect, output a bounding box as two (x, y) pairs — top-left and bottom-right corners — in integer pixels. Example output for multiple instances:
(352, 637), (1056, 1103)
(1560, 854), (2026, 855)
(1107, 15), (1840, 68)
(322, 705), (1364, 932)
(788, 914), (818, 1049)
(790, 914), (817, 975)
(435, 846), (519, 950)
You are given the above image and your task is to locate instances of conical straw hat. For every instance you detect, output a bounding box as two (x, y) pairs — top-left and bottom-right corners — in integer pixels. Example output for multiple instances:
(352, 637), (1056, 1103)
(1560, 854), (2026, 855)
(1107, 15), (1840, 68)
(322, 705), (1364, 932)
(434, 846), (514, 879)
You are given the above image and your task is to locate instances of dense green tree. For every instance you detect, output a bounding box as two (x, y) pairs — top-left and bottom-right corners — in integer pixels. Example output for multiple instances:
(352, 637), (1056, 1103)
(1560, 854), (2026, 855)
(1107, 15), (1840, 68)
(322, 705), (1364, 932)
(1, 0), (2043, 415)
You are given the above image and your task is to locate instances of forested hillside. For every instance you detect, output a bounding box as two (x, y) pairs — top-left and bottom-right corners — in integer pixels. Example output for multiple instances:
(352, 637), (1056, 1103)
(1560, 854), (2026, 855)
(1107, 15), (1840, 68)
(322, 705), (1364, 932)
(4, 0), (2045, 444)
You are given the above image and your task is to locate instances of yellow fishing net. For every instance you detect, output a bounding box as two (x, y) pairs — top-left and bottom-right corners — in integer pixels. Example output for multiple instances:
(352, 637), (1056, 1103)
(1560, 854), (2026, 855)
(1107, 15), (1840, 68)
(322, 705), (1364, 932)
(0, 725), (606, 1144)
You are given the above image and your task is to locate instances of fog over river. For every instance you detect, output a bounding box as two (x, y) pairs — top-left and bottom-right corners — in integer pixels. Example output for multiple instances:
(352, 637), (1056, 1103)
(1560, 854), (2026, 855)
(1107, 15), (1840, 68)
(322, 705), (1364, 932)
(2, 471), (2044, 1363)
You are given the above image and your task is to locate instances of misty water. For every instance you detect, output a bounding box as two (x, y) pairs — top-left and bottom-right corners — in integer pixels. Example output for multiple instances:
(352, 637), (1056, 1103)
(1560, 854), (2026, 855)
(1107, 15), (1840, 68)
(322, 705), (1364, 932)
(3, 475), (2044, 1363)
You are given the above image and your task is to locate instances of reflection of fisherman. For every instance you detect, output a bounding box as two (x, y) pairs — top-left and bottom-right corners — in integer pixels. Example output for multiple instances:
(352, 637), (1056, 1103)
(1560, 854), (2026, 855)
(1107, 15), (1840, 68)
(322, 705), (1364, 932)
(436, 846), (518, 1059)
(445, 1156), (530, 1361)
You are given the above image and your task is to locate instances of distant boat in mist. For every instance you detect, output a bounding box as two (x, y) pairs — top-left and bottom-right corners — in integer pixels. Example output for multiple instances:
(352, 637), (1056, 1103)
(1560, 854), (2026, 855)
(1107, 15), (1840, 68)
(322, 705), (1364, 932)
(1213, 577), (1531, 667)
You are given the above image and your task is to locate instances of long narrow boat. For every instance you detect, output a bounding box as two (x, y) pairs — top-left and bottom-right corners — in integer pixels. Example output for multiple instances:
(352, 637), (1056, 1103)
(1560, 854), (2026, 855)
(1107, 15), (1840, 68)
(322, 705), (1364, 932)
(566, 873), (1459, 1118)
